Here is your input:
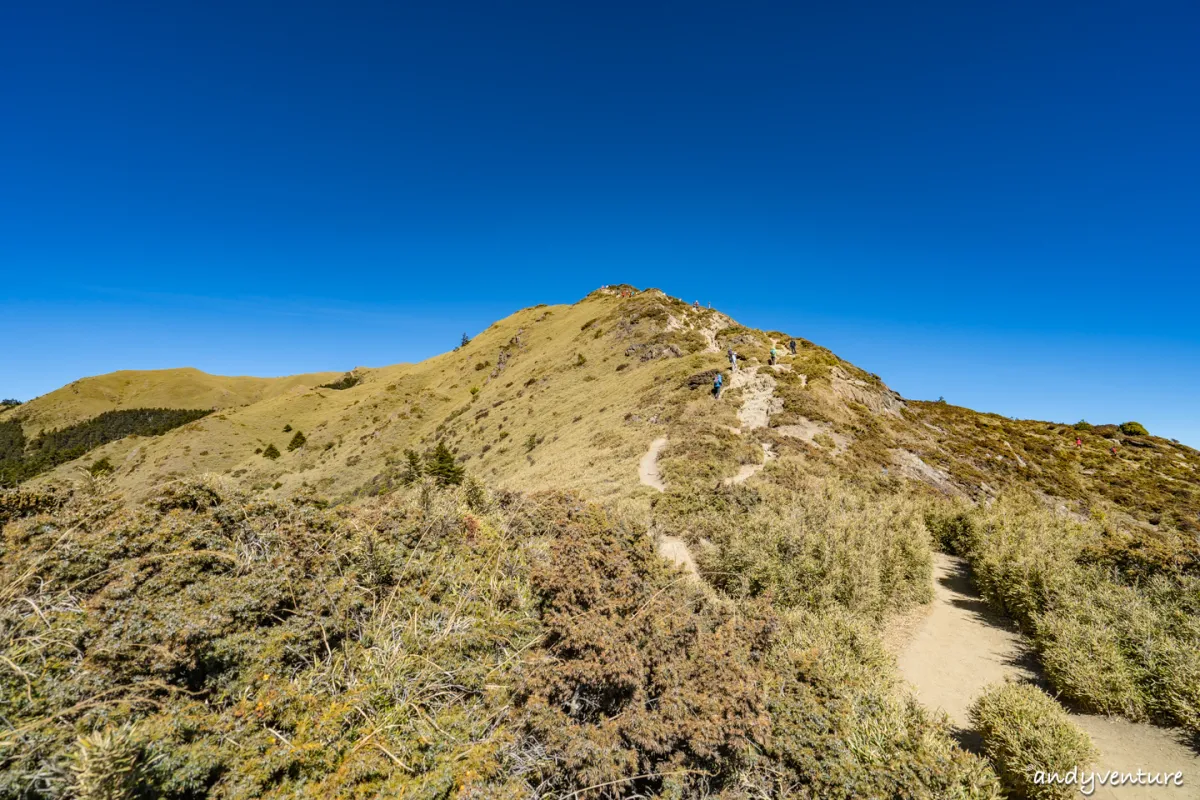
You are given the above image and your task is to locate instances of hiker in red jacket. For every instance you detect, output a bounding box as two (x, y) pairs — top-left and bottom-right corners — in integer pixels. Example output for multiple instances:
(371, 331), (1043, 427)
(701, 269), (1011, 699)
(1075, 437), (1082, 448)
(1111, 446), (1118, 455)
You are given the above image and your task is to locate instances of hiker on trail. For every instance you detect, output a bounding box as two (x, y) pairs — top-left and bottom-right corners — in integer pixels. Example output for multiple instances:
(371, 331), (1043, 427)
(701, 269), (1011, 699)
(769, 346), (778, 365)
(728, 348), (738, 371)
(713, 372), (724, 399)
(789, 339), (797, 355)
(1111, 446), (1118, 455)
(694, 300), (700, 309)
(1075, 437), (1083, 448)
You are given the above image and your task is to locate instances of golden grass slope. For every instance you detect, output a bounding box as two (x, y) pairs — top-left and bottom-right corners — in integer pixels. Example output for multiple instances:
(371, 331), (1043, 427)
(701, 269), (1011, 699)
(25, 285), (1200, 551)
(31, 289), (746, 502)
(12, 367), (341, 436)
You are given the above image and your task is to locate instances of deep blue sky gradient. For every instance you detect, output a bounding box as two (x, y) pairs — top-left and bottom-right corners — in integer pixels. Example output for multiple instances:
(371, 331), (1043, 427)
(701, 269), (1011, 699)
(2, 1), (1198, 443)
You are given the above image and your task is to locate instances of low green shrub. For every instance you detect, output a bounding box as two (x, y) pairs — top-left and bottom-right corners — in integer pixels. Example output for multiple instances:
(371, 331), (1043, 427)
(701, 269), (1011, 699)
(969, 682), (1096, 800)
(87, 457), (114, 476)
(964, 493), (1096, 631)
(1037, 569), (1200, 733)
(261, 443), (280, 460)
(286, 431), (306, 451)
(696, 477), (933, 621)
(1119, 421), (1149, 436)
(765, 609), (1002, 798)
(943, 493), (1200, 737)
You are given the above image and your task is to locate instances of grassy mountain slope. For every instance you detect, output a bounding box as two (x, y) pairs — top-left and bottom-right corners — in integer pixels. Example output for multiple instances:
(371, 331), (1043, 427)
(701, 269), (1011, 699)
(10, 367), (341, 437)
(6, 284), (1200, 798)
(26, 286), (1200, 549)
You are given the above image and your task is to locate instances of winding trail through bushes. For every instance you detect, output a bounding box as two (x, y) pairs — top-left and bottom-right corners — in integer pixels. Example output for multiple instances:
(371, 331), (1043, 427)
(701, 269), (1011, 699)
(725, 442), (775, 485)
(896, 554), (1199, 798)
(637, 436), (699, 578)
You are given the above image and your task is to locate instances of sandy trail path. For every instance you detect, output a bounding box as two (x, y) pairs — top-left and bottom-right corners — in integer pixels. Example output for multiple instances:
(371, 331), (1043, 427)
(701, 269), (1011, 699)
(725, 442), (775, 485)
(637, 436), (700, 578)
(896, 554), (1198, 798)
(638, 436), (668, 492)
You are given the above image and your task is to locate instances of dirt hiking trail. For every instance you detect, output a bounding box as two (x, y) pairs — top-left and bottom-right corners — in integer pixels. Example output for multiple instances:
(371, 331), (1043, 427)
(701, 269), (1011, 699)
(638, 436), (668, 492)
(637, 437), (700, 579)
(896, 554), (1198, 798)
(725, 442), (775, 485)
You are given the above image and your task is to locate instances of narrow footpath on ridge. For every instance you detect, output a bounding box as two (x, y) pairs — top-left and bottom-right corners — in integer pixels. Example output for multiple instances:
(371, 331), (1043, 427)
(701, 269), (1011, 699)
(894, 553), (1199, 799)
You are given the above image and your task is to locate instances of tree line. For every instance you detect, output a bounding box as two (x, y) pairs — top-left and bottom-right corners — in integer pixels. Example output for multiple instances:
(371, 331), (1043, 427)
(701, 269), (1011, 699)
(0, 407), (213, 487)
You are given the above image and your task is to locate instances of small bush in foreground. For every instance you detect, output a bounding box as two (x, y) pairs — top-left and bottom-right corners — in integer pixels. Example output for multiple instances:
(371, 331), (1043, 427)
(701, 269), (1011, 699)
(970, 681), (1096, 800)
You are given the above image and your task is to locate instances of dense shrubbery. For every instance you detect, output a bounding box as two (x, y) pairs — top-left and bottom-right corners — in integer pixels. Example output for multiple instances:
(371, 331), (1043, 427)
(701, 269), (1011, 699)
(0, 478), (540, 798)
(1, 479), (998, 799)
(0, 408), (212, 487)
(0, 485), (63, 525)
(969, 682), (1096, 800)
(928, 494), (1200, 737)
(1119, 421), (1149, 436)
(664, 475), (933, 622)
(0, 420), (24, 464)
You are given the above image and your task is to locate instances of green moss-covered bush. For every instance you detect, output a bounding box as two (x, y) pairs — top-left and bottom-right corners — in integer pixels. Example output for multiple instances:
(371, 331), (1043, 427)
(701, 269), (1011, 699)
(1119, 421), (1149, 436)
(969, 682), (1096, 800)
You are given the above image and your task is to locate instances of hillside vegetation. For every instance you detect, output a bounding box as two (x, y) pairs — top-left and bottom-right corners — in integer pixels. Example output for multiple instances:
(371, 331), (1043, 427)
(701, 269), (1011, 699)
(0, 409), (213, 487)
(1, 476), (1000, 799)
(3, 285), (1198, 798)
(9, 368), (339, 438)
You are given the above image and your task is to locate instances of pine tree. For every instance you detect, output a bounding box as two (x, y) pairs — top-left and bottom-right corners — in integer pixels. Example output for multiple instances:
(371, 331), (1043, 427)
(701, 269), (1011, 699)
(424, 441), (464, 486)
(262, 444), (281, 460)
(461, 332), (471, 347)
(401, 449), (424, 484)
(287, 431), (307, 451)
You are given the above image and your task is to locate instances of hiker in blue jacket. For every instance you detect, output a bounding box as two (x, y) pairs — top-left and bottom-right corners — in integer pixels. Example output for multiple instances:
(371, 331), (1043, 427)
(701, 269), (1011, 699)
(713, 372), (724, 399)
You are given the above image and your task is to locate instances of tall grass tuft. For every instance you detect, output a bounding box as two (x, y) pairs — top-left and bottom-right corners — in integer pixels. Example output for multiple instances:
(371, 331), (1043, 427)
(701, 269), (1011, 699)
(970, 682), (1096, 800)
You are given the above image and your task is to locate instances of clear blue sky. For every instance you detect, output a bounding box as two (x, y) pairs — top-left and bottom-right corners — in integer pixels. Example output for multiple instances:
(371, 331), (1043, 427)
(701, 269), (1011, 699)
(2, 1), (1198, 445)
